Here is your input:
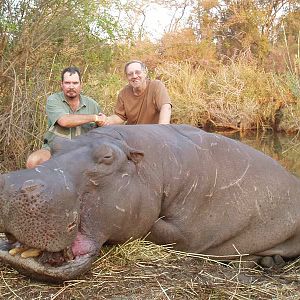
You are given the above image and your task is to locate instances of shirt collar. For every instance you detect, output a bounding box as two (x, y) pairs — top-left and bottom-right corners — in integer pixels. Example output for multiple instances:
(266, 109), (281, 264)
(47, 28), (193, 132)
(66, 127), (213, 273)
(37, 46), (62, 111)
(62, 93), (87, 108)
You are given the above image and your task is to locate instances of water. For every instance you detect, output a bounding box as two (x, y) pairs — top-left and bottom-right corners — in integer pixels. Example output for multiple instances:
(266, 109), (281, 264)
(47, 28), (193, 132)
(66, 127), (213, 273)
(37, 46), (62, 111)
(218, 130), (300, 177)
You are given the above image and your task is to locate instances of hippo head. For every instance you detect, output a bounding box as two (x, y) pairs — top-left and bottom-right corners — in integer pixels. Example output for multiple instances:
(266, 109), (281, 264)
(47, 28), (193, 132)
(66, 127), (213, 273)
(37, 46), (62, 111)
(0, 164), (84, 281)
(0, 133), (145, 282)
(0, 172), (79, 251)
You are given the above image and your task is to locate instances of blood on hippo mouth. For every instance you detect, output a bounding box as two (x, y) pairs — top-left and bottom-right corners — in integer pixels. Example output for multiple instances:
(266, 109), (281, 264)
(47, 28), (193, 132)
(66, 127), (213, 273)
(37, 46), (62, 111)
(0, 233), (96, 282)
(2, 228), (98, 263)
(0, 229), (99, 267)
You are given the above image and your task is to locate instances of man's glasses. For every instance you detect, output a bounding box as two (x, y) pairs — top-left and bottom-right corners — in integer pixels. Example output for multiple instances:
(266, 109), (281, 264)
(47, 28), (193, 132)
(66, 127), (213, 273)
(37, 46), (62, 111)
(126, 70), (143, 78)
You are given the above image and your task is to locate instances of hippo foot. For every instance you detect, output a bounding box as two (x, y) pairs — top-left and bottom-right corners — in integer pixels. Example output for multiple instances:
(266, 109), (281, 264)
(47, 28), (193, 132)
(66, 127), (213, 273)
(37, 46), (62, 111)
(259, 255), (286, 269)
(0, 238), (95, 283)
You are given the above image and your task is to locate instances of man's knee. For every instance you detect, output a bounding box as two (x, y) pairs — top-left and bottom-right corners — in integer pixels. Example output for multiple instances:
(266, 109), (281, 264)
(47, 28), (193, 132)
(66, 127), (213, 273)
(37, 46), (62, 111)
(26, 149), (51, 169)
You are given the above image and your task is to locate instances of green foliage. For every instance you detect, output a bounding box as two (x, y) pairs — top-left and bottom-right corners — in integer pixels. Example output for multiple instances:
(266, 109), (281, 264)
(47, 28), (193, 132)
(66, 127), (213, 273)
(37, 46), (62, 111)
(0, 0), (131, 170)
(1, 0), (300, 171)
(190, 0), (299, 60)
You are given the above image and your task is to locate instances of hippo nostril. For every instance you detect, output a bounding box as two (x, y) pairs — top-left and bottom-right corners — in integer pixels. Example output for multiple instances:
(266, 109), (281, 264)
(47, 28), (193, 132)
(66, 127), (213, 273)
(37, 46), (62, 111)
(21, 180), (46, 195)
(5, 232), (17, 243)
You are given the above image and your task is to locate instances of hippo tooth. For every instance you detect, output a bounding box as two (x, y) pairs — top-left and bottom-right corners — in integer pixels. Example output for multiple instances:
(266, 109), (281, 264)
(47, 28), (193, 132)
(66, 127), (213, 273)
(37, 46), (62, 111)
(20, 248), (42, 258)
(9, 247), (27, 256)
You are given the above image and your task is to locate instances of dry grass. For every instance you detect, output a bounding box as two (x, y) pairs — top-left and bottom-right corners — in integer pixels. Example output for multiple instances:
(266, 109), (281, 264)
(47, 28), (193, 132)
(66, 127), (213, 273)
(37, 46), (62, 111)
(0, 238), (300, 299)
(0, 69), (123, 172)
(0, 58), (299, 171)
(156, 58), (295, 132)
(156, 62), (210, 127)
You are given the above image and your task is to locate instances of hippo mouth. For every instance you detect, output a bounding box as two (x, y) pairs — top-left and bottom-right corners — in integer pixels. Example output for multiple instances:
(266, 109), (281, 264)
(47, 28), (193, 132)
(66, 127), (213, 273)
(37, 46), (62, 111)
(0, 234), (95, 283)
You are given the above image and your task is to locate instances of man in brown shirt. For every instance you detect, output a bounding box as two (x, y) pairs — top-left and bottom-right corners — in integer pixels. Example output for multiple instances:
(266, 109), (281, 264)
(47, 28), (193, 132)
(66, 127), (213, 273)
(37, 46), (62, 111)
(105, 60), (172, 124)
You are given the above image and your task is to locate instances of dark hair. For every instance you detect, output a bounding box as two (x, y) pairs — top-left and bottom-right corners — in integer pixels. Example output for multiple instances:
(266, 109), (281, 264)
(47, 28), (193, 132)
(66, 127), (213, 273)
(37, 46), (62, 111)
(124, 60), (147, 74)
(61, 66), (81, 82)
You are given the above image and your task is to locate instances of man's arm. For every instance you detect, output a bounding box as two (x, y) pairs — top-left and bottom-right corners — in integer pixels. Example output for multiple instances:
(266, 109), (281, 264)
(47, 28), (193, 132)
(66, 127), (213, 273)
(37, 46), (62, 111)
(57, 114), (106, 127)
(106, 114), (125, 125)
(158, 103), (172, 124)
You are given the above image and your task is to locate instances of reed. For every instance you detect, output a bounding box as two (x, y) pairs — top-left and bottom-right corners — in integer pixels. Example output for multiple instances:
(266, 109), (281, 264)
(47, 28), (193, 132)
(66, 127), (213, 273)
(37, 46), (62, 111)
(278, 29), (300, 132)
(156, 56), (294, 132)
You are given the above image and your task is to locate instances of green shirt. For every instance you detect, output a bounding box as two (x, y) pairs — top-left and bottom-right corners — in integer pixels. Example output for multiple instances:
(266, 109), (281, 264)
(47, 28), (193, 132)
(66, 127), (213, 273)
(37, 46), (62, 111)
(43, 92), (101, 150)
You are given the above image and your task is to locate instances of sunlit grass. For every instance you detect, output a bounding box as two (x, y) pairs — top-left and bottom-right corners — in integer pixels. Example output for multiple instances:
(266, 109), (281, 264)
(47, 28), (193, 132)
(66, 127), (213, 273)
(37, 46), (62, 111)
(1, 238), (300, 299)
(156, 58), (296, 132)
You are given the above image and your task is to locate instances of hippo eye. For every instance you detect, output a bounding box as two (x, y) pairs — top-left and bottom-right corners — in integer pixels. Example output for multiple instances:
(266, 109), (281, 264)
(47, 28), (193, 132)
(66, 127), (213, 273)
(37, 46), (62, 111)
(93, 145), (115, 165)
(100, 154), (113, 165)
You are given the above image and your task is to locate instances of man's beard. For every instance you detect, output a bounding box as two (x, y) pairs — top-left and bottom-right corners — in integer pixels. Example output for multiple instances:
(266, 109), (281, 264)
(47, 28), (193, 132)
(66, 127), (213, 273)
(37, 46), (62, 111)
(66, 90), (77, 98)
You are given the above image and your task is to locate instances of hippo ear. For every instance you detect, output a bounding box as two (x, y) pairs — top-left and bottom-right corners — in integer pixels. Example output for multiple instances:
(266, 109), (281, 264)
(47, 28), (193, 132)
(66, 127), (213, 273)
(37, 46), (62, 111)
(127, 149), (144, 164)
(121, 142), (144, 164)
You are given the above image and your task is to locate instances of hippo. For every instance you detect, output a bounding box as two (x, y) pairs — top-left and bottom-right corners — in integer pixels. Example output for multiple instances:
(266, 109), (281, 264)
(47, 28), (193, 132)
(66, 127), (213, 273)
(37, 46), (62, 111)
(1, 124), (300, 282)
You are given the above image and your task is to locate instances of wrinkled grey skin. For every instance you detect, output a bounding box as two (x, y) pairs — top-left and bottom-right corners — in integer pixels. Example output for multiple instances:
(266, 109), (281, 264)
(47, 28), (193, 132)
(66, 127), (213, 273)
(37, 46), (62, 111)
(1, 124), (300, 282)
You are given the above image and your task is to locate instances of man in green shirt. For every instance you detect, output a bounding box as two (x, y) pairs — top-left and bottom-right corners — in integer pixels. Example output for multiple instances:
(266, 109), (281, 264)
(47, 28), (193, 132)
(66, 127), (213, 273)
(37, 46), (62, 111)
(26, 66), (106, 168)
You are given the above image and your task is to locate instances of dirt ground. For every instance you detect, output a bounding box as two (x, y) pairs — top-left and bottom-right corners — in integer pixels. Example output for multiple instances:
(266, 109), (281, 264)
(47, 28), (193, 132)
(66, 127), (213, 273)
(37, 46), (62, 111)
(1, 240), (300, 300)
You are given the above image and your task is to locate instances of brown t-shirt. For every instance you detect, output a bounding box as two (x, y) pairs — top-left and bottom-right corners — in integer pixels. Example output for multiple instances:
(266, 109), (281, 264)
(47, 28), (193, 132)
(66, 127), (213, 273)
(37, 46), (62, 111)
(114, 79), (171, 124)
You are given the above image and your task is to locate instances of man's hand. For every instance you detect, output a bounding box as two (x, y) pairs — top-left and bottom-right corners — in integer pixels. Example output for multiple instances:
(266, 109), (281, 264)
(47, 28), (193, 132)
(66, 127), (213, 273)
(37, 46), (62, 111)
(95, 113), (108, 127)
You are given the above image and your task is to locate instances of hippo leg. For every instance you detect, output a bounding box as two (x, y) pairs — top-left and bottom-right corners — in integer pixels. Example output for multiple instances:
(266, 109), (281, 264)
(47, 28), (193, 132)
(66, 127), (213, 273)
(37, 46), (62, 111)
(259, 255), (286, 268)
(148, 219), (287, 270)
(257, 234), (300, 259)
(147, 218), (187, 248)
(254, 235), (300, 269)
